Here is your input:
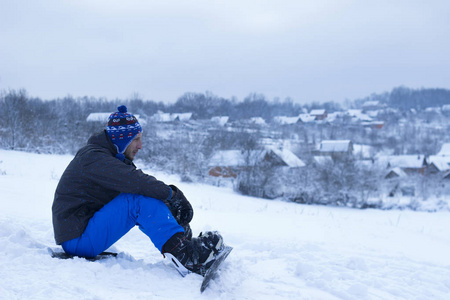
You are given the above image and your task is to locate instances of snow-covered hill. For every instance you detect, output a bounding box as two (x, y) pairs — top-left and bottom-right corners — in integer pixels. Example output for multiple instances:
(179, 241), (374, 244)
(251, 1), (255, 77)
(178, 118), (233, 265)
(1, 149), (449, 299)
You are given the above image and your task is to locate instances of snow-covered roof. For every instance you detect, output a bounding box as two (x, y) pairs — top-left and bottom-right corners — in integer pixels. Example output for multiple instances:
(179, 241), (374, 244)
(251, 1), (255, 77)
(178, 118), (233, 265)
(346, 109), (362, 116)
(437, 143), (450, 156)
(310, 109), (326, 115)
(273, 116), (299, 125)
(298, 114), (316, 123)
(346, 109), (372, 122)
(250, 117), (266, 125)
(208, 147), (305, 168)
(386, 167), (408, 178)
(313, 156), (333, 165)
(86, 113), (141, 122)
(151, 112), (192, 122)
(361, 121), (385, 128)
(211, 116), (229, 126)
(366, 110), (379, 118)
(86, 113), (111, 122)
(173, 113), (192, 121)
(428, 155), (450, 171)
(325, 112), (340, 122)
(425, 107), (441, 113)
(362, 101), (380, 107)
(208, 150), (248, 167)
(318, 140), (352, 153)
(266, 146), (305, 168)
(377, 155), (426, 169)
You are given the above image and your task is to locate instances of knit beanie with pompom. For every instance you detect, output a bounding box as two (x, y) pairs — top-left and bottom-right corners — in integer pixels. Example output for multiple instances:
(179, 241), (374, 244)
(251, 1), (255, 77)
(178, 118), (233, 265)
(106, 105), (142, 161)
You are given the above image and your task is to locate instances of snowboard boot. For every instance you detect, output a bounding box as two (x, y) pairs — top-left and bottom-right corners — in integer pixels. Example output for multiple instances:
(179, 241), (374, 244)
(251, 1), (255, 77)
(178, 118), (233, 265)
(163, 231), (224, 277)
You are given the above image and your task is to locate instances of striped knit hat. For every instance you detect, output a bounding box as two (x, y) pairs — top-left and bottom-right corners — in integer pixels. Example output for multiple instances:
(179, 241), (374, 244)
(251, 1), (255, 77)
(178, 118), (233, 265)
(106, 105), (142, 161)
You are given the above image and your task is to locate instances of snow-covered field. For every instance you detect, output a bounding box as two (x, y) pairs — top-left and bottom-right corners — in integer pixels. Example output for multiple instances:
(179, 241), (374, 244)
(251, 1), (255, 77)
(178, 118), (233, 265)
(1, 149), (450, 300)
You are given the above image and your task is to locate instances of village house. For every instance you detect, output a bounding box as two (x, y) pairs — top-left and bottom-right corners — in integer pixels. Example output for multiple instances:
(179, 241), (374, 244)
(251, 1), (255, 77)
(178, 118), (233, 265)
(86, 112), (111, 123)
(150, 111), (192, 122)
(377, 155), (427, 175)
(437, 143), (450, 157)
(309, 109), (327, 120)
(427, 143), (450, 176)
(345, 109), (373, 123)
(273, 114), (316, 125)
(427, 156), (450, 174)
(362, 121), (385, 129)
(273, 116), (301, 125)
(208, 147), (305, 178)
(249, 117), (266, 126)
(210, 116), (229, 126)
(316, 140), (353, 158)
(298, 113), (316, 123)
(86, 112), (145, 125)
(362, 101), (384, 112)
(385, 167), (408, 179)
(313, 155), (333, 166)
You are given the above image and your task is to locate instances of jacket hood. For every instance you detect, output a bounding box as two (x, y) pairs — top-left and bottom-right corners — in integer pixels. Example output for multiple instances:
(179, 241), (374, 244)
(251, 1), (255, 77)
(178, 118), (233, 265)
(86, 130), (135, 165)
(87, 131), (117, 155)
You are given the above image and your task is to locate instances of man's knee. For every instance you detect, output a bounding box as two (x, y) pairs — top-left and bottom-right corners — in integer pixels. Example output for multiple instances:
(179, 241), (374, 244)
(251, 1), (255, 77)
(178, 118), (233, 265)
(134, 194), (171, 214)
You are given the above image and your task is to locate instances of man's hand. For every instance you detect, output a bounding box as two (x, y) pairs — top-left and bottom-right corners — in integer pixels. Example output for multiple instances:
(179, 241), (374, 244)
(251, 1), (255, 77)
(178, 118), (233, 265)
(165, 185), (193, 226)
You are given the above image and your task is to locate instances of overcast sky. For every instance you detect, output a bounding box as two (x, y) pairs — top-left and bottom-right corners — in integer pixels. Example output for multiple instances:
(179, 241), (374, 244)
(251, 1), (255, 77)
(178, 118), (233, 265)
(1, 0), (449, 104)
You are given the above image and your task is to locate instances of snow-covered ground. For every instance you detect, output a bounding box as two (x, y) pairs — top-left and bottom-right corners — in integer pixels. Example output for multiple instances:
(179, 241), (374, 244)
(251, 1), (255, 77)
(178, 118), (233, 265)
(1, 149), (450, 300)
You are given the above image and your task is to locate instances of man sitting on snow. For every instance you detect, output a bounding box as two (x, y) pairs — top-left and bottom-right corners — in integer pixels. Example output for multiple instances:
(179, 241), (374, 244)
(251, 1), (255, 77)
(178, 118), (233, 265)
(52, 105), (224, 276)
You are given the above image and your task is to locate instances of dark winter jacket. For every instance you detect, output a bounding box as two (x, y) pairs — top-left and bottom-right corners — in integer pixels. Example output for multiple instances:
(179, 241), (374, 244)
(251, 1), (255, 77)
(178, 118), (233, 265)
(52, 131), (172, 245)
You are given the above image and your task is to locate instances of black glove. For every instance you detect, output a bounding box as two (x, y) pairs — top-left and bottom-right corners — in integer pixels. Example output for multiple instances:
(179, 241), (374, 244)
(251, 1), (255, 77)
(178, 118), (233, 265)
(183, 223), (193, 240)
(165, 185), (193, 226)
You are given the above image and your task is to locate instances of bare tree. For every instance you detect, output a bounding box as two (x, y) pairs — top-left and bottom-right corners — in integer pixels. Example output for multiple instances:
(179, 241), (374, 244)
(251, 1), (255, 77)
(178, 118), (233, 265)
(0, 89), (31, 149)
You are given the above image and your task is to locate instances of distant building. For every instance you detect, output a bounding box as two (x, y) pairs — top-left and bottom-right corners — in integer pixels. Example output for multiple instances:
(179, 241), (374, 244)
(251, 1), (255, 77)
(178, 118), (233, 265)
(346, 109), (372, 122)
(309, 109), (327, 120)
(313, 155), (333, 166)
(249, 117), (266, 125)
(317, 140), (353, 158)
(362, 101), (383, 111)
(208, 147), (305, 178)
(173, 113), (192, 122)
(211, 116), (229, 126)
(298, 114), (316, 123)
(377, 155), (427, 175)
(362, 121), (385, 129)
(385, 167), (408, 179)
(86, 113), (111, 123)
(437, 143), (450, 157)
(273, 116), (300, 125)
(427, 156), (450, 173)
(427, 143), (450, 174)
(86, 112), (143, 124)
(151, 111), (192, 122)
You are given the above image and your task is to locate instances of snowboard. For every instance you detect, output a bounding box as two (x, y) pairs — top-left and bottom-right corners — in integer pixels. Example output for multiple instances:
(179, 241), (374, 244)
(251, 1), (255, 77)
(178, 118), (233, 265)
(200, 245), (233, 293)
(48, 247), (118, 261)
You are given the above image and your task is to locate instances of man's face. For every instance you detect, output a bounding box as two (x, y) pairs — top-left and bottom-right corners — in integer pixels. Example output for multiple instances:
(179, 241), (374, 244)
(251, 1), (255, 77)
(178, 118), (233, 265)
(124, 133), (142, 161)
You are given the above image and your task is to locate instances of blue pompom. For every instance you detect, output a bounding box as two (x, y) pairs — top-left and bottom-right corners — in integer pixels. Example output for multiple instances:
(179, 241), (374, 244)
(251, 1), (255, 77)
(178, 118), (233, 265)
(117, 105), (127, 113)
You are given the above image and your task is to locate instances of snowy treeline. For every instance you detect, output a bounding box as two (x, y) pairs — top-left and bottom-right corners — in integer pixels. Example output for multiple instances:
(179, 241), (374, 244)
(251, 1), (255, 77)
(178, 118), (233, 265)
(1, 87), (450, 211)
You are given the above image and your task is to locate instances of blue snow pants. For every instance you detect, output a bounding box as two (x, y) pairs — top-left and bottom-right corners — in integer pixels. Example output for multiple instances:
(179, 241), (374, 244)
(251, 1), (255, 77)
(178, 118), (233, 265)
(61, 193), (184, 257)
